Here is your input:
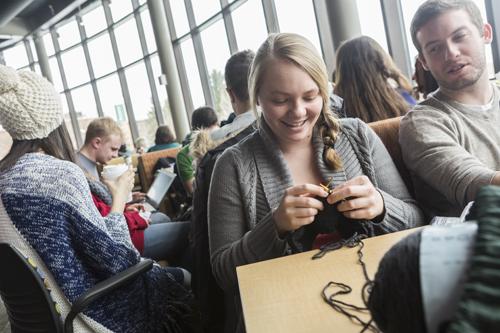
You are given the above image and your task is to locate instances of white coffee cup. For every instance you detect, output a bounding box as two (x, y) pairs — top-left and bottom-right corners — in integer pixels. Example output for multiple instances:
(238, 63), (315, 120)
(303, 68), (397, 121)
(101, 164), (132, 202)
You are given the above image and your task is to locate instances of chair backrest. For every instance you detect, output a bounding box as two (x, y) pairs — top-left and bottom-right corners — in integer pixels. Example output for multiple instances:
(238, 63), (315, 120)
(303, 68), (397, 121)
(0, 243), (63, 333)
(368, 116), (414, 196)
(137, 147), (181, 192)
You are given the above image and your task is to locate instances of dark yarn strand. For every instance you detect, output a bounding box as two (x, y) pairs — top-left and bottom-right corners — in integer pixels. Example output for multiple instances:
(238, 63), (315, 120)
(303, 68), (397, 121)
(313, 233), (380, 333)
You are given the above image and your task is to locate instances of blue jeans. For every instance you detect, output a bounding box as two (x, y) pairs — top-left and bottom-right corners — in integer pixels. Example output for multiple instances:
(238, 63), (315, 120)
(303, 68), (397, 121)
(142, 221), (191, 268)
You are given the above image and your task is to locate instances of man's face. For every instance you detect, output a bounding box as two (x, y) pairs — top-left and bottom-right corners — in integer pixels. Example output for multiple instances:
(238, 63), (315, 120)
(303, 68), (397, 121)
(417, 9), (492, 92)
(95, 133), (122, 164)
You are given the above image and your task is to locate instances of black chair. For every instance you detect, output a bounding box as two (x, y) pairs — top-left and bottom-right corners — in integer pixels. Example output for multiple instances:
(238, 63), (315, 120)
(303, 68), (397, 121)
(0, 243), (153, 333)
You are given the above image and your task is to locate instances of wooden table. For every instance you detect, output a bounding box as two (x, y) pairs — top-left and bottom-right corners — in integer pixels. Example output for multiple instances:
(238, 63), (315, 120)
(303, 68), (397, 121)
(237, 228), (420, 333)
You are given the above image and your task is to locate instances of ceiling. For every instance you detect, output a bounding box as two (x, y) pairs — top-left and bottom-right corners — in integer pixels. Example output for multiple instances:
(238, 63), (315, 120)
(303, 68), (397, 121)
(0, 0), (95, 50)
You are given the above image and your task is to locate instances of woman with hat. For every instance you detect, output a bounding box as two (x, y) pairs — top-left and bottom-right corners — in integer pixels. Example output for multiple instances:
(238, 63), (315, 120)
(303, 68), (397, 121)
(0, 66), (198, 332)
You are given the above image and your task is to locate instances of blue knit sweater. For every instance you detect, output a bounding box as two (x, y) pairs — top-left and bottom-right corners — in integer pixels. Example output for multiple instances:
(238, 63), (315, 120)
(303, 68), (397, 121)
(0, 153), (195, 332)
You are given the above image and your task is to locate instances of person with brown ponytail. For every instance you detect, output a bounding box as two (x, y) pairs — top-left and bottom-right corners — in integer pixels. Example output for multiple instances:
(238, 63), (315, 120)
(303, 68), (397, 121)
(207, 33), (424, 332)
(334, 35), (416, 123)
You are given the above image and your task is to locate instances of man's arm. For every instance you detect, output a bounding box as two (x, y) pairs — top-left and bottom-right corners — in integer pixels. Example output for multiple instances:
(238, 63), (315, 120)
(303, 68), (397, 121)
(400, 110), (496, 210)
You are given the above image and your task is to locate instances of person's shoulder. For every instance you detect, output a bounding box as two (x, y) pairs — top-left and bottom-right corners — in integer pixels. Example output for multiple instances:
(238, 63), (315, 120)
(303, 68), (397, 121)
(200, 124), (256, 172)
(178, 144), (190, 156)
(10, 154), (88, 194)
(216, 130), (258, 164)
(338, 117), (369, 135)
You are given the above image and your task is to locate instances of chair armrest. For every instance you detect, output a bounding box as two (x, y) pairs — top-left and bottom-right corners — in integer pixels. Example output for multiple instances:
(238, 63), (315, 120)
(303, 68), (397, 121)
(64, 259), (154, 333)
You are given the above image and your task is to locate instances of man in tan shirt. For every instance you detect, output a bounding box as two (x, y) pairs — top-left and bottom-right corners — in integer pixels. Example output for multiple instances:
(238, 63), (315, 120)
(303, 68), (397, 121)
(400, 0), (500, 217)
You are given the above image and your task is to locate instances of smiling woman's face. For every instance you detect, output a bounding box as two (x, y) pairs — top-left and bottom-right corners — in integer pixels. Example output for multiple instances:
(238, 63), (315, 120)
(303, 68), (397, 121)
(257, 57), (323, 148)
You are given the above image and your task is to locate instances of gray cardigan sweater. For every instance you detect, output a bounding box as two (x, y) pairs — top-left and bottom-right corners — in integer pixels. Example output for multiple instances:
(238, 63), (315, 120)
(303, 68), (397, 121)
(208, 118), (423, 329)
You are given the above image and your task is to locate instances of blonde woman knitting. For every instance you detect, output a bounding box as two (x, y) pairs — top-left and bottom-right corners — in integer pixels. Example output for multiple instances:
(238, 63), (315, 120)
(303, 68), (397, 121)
(207, 32), (424, 332)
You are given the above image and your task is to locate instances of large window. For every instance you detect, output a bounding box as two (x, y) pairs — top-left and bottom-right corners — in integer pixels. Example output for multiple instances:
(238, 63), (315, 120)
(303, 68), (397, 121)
(151, 55), (175, 135)
(125, 61), (158, 145)
(49, 57), (64, 92)
(69, 85), (98, 143)
(192, 0), (220, 25)
(356, 0), (388, 52)
(114, 18), (143, 66)
(56, 20), (81, 50)
(43, 33), (55, 55)
(60, 93), (78, 148)
(232, 0), (268, 52)
(71, 84), (99, 119)
(180, 38), (205, 109)
(60, 46), (90, 88)
(200, 20), (231, 118)
(87, 33), (116, 78)
(96, 74), (134, 147)
(3, 43), (29, 69)
(140, 8), (157, 54)
(109, 0), (133, 23)
(169, 0), (190, 37)
(82, 5), (107, 38)
(274, 0), (322, 54)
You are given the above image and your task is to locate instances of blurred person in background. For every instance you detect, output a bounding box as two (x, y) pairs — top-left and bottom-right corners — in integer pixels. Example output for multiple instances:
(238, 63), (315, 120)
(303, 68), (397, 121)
(334, 35), (416, 123)
(148, 125), (181, 152)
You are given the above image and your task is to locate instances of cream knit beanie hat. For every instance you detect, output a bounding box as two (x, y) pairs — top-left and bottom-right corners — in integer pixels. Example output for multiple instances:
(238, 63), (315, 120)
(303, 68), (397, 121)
(0, 65), (63, 140)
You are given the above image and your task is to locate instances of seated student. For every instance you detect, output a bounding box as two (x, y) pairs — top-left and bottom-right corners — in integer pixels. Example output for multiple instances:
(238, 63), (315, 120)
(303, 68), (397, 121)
(334, 35), (416, 123)
(208, 32), (424, 332)
(77, 117), (190, 267)
(0, 65), (198, 332)
(176, 106), (219, 195)
(399, 0), (499, 218)
(148, 125), (181, 152)
(368, 185), (500, 333)
(211, 50), (256, 141)
(134, 136), (147, 154)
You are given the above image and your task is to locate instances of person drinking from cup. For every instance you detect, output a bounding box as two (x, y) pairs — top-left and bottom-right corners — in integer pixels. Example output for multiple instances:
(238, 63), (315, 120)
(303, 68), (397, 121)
(77, 117), (191, 271)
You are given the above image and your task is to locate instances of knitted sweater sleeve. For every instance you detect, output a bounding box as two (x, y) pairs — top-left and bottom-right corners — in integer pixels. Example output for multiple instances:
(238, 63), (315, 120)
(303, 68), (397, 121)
(356, 120), (425, 231)
(62, 163), (140, 272)
(400, 109), (495, 209)
(208, 147), (287, 291)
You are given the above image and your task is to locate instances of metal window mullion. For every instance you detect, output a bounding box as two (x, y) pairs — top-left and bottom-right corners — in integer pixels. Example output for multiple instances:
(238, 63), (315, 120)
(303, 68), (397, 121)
(184, 0), (214, 108)
(51, 28), (83, 147)
(381, 0), (413, 79)
(77, 14), (104, 117)
(102, 0), (140, 141)
(485, 0), (500, 73)
(261, 0), (279, 33)
(132, 0), (164, 125)
(220, 0), (238, 54)
(165, 0), (194, 121)
(24, 39), (36, 71)
(313, 0), (335, 76)
(173, 44), (194, 118)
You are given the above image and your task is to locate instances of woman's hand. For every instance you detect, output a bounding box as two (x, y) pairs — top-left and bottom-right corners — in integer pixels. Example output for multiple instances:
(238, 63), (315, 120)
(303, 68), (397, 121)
(273, 184), (328, 236)
(327, 175), (384, 220)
